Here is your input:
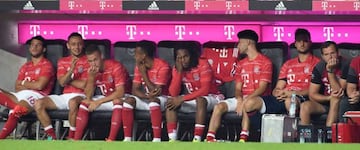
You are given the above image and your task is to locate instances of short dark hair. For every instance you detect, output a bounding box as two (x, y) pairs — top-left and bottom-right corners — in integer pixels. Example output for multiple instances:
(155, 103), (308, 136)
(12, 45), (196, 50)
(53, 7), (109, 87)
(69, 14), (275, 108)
(237, 29), (259, 43)
(174, 43), (200, 69)
(295, 28), (311, 41)
(30, 35), (46, 47)
(135, 40), (156, 58)
(85, 44), (101, 55)
(320, 41), (338, 54)
(67, 32), (83, 41)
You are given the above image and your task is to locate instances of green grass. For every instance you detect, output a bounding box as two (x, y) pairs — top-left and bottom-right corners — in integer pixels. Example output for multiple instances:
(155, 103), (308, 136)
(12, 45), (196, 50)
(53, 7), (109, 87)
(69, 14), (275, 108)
(1, 140), (359, 150)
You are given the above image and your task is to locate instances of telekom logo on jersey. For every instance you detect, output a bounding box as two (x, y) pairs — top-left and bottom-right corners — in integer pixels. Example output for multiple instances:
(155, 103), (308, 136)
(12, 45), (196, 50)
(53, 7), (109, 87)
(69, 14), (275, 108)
(20, 22), (360, 44)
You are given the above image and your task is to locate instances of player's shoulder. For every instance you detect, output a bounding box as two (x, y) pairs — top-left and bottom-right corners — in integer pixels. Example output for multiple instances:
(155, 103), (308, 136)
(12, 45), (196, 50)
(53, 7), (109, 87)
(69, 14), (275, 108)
(258, 54), (272, 63)
(58, 56), (71, 63)
(154, 58), (170, 67)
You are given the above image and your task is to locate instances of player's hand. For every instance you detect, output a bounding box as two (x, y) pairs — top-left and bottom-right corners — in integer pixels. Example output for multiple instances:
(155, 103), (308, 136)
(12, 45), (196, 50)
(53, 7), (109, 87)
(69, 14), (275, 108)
(235, 100), (244, 116)
(274, 89), (286, 101)
(88, 65), (99, 77)
(137, 61), (147, 75)
(70, 57), (79, 72)
(326, 58), (338, 72)
(88, 100), (101, 112)
(330, 88), (344, 100)
(148, 88), (162, 98)
(348, 91), (360, 104)
(175, 56), (183, 73)
(166, 96), (183, 110)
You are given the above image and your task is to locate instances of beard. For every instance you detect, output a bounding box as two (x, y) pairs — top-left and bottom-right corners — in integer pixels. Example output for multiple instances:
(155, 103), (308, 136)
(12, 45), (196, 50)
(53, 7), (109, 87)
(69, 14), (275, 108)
(297, 48), (310, 54)
(31, 52), (43, 58)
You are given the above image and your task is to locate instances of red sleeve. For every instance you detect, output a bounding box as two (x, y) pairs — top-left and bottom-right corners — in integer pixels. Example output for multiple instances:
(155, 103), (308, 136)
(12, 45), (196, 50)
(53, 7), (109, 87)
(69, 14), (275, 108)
(169, 67), (183, 97)
(133, 66), (141, 83)
(113, 62), (127, 87)
(56, 59), (67, 78)
(235, 60), (243, 83)
(155, 65), (171, 85)
(17, 64), (26, 81)
(39, 61), (54, 79)
(278, 60), (289, 80)
(260, 59), (272, 83)
(183, 62), (212, 101)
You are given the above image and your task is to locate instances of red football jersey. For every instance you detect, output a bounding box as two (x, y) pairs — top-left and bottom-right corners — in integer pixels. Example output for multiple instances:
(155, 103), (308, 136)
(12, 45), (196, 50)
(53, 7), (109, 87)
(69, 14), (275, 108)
(133, 58), (171, 95)
(17, 57), (55, 95)
(169, 59), (220, 101)
(348, 56), (360, 88)
(279, 55), (320, 91)
(235, 54), (272, 96)
(202, 47), (238, 84)
(94, 60), (129, 96)
(57, 55), (89, 94)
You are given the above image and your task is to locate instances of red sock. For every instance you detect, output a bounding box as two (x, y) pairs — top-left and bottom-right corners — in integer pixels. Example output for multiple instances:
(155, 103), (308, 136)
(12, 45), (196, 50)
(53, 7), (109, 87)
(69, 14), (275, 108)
(206, 131), (216, 142)
(107, 104), (122, 140)
(0, 92), (16, 109)
(67, 129), (75, 139)
(74, 103), (89, 140)
(240, 130), (249, 141)
(167, 122), (177, 134)
(0, 112), (19, 139)
(122, 103), (134, 138)
(194, 124), (205, 138)
(149, 102), (162, 139)
(44, 125), (57, 139)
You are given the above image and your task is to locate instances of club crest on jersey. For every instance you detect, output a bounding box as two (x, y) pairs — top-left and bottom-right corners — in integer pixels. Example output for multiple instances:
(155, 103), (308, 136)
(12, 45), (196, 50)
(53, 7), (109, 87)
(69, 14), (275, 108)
(35, 68), (40, 75)
(288, 69), (293, 73)
(67, 67), (70, 71)
(304, 66), (310, 74)
(108, 76), (113, 83)
(96, 80), (101, 85)
(207, 59), (214, 66)
(254, 66), (260, 74)
(193, 73), (200, 81)
(78, 66), (83, 73)
(25, 72), (28, 75)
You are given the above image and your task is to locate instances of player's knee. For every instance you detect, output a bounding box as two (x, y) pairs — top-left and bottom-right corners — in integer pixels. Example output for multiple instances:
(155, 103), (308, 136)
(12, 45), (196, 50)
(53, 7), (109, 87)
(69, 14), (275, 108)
(300, 101), (311, 114)
(124, 97), (136, 107)
(34, 100), (45, 112)
(112, 98), (123, 105)
(213, 103), (226, 114)
(149, 97), (160, 104)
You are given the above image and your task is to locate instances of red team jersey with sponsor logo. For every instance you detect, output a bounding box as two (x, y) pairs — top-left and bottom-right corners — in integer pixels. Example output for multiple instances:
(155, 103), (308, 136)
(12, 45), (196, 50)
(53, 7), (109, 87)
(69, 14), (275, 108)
(279, 55), (320, 91)
(133, 58), (171, 95)
(94, 60), (129, 96)
(311, 58), (349, 96)
(201, 47), (238, 84)
(235, 54), (272, 96)
(57, 55), (89, 94)
(17, 57), (55, 95)
(347, 56), (360, 88)
(169, 59), (221, 101)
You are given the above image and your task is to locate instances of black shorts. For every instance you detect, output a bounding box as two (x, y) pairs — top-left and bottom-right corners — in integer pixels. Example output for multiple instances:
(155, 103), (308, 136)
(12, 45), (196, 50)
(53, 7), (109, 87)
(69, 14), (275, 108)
(261, 95), (287, 114)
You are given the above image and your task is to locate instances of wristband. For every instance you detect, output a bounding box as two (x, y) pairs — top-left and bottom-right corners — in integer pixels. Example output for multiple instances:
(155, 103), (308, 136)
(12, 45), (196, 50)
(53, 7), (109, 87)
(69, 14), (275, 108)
(327, 69), (334, 73)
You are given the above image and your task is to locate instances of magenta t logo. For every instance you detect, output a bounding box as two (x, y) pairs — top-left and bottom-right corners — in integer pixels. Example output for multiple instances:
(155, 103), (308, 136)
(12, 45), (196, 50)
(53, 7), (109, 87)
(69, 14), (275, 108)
(126, 25), (137, 40)
(323, 27), (334, 41)
(226, 1), (232, 10)
(99, 0), (106, 10)
(68, 1), (75, 10)
(30, 25), (40, 37)
(78, 25), (88, 39)
(175, 25), (186, 40)
(354, 2), (360, 10)
(321, 1), (328, 10)
(273, 27), (284, 41)
(224, 25), (234, 40)
(194, 1), (200, 10)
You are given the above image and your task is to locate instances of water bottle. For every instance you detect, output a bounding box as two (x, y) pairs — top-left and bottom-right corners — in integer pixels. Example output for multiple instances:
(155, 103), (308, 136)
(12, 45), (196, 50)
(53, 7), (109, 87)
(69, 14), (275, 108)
(317, 129), (323, 143)
(289, 93), (297, 118)
(299, 130), (305, 143)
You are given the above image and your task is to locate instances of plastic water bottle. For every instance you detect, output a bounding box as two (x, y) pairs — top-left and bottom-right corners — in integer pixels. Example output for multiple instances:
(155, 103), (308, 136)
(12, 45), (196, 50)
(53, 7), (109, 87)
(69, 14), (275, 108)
(299, 130), (305, 143)
(289, 93), (297, 118)
(317, 129), (323, 143)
